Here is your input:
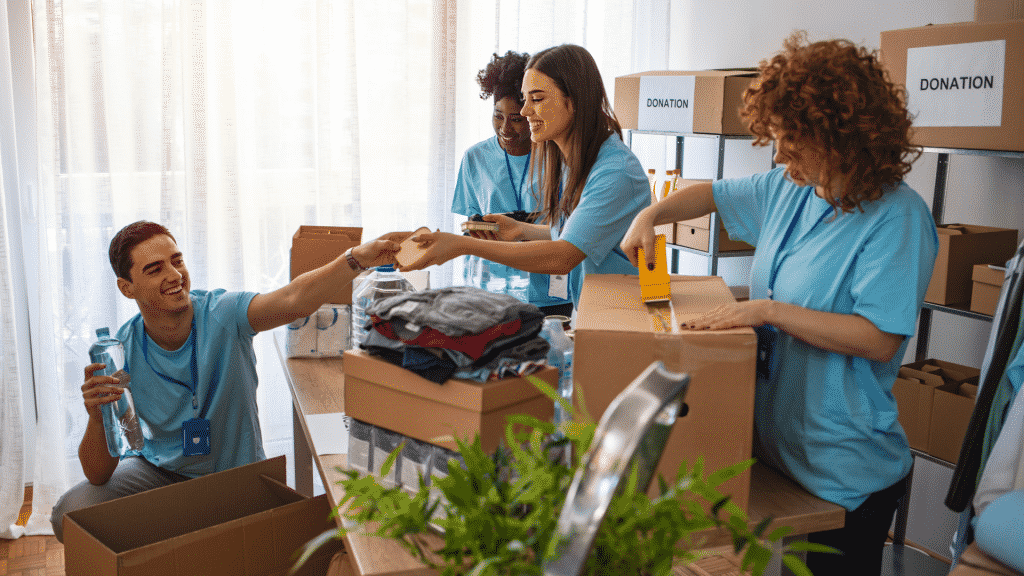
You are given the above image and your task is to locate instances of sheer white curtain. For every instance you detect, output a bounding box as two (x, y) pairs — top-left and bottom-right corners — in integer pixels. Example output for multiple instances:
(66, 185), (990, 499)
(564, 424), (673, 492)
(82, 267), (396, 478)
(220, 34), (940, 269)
(3, 0), (671, 537)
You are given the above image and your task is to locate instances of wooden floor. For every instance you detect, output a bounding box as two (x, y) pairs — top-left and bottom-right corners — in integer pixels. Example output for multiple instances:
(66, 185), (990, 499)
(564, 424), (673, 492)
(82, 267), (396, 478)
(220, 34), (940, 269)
(0, 486), (65, 576)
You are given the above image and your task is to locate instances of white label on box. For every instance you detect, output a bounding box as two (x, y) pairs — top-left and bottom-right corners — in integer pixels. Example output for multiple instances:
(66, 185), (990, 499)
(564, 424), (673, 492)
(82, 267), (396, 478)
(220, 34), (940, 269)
(637, 75), (696, 132)
(906, 40), (1005, 127)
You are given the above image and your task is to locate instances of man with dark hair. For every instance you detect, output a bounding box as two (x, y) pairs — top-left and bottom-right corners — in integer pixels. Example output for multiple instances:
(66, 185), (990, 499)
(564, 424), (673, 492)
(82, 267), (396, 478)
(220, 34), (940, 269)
(50, 220), (406, 542)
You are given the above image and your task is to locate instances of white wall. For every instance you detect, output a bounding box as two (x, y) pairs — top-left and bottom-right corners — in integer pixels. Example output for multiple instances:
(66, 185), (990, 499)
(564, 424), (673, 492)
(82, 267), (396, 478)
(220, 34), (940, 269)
(631, 0), (1024, 561)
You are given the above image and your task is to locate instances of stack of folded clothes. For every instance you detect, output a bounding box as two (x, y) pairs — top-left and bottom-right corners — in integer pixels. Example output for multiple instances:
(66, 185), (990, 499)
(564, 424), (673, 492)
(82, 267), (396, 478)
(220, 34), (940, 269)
(360, 286), (550, 383)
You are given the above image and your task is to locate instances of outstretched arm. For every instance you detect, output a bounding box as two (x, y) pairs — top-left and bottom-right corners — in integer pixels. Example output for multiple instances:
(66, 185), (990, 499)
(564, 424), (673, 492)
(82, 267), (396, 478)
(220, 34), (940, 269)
(246, 232), (408, 333)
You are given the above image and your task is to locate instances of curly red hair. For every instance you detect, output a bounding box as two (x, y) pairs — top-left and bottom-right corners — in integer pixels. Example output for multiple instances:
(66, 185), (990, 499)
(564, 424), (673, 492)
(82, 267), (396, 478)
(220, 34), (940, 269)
(742, 31), (920, 213)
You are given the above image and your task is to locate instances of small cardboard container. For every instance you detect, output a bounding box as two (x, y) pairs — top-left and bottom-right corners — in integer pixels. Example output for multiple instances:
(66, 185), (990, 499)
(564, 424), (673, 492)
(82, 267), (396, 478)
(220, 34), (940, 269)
(290, 226), (362, 304)
(573, 274), (756, 511)
(879, 19), (1024, 151)
(674, 215), (754, 252)
(971, 264), (1008, 315)
(902, 359), (981, 463)
(614, 70), (756, 135)
(925, 224), (1017, 306)
(891, 367), (945, 452)
(63, 456), (342, 576)
(343, 350), (556, 453)
(976, 0), (1024, 23)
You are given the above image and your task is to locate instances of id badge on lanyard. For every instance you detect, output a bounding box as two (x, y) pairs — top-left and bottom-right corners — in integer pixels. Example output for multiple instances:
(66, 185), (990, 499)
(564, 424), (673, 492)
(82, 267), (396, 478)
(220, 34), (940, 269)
(140, 315), (212, 457)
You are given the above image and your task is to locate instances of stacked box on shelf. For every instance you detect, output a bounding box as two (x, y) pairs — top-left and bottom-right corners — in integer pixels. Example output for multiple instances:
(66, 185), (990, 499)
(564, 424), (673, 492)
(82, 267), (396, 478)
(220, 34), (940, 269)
(880, 19), (1024, 152)
(926, 224), (1017, 306)
(895, 359), (981, 463)
(971, 264), (1008, 315)
(614, 70), (756, 135)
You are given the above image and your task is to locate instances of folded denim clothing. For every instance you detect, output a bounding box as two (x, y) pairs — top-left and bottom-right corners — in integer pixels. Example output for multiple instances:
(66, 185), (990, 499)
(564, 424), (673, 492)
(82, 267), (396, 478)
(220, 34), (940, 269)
(366, 286), (543, 338)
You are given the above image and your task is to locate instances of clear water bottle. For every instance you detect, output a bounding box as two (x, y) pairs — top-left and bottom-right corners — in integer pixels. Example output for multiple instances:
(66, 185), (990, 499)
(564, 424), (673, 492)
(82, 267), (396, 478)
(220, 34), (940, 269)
(540, 317), (574, 425)
(89, 327), (145, 457)
(351, 265), (416, 348)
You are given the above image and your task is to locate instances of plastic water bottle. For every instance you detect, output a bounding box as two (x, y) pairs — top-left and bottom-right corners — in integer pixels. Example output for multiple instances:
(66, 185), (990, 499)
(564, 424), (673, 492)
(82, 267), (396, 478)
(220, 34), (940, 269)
(89, 327), (145, 457)
(540, 317), (574, 425)
(351, 265), (415, 348)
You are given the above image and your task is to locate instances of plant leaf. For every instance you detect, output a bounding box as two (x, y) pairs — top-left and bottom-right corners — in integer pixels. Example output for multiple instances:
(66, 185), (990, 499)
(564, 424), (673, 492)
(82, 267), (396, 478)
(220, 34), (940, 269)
(380, 441), (405, 477)
(786, 541), (840, 554)
(783, 553), (815, 576)
(288, 528), (341, 576)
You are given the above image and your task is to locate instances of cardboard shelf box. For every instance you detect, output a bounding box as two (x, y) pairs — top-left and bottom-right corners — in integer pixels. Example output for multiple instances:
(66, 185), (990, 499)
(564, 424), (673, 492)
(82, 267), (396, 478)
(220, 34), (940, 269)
(63, 456), (342, 576)
(343, 350), (556, 453)
(674, 215), (754, 253)
(901, 359), (980, 463)
(892, 367), (945, 452)
(880, 19), (1024, 152)
(926, 224), (1017, 306)
(290, 226), (362, 304)
(971, 263), (1008, 315)
(573, 274), (756, 511)
(614, 70), (756, 135)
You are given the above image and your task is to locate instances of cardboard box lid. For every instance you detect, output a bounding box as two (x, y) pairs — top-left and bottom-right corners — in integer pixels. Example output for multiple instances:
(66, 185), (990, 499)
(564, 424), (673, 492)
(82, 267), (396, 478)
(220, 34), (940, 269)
(575, 274), (754, 338)
(974, 263), (1008, 285)
(343, 350), (556, 413)
(292, 225), (361, 242)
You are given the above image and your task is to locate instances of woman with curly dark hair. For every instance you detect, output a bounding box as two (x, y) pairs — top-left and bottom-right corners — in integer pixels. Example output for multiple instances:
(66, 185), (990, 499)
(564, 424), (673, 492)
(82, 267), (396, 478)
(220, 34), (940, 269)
(450, 50), (572, 316)
(621, 32), (938, 575)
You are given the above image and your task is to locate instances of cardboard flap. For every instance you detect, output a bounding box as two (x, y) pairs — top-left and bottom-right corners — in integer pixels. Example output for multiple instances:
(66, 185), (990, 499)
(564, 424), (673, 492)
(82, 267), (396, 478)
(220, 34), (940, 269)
(898, 367), (945, 388)
(938, 225), (967, 235)
(292, 225), (361, 242)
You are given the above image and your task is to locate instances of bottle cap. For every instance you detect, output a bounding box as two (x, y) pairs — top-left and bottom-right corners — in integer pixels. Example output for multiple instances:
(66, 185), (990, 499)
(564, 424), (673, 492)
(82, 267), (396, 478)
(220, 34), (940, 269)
(376, 264), (396, 272)
(96, 327), (110, 338)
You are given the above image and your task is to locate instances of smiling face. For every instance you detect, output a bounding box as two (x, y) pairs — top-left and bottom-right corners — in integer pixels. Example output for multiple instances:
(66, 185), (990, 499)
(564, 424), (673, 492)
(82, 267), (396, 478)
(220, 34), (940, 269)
(520, 68), (574, 153)
(116, 234), (191, 314)
(493, 96), (532, 156)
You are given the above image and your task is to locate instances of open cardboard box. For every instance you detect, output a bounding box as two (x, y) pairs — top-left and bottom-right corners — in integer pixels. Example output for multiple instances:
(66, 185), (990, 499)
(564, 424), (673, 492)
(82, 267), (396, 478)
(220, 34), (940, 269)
(902, 359), (981, 463)
(926, 224), (1017, 306)
(573, 274), (756, 511)
(63, 456), (342, 576)
(614, 70), (756, 135)
(290, 225), (362, 304)
(344, 350), (557, 453)
(892, 366), (945, 452)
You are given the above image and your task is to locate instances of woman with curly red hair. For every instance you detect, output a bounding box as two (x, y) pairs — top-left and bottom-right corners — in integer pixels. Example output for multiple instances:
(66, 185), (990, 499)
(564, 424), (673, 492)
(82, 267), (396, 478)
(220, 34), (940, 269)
(621, 32), (938, 575)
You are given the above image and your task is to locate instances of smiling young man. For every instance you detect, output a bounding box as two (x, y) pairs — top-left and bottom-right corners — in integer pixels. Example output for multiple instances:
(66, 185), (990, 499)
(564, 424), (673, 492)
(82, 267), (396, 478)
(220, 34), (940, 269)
(50, 220), (405, 542)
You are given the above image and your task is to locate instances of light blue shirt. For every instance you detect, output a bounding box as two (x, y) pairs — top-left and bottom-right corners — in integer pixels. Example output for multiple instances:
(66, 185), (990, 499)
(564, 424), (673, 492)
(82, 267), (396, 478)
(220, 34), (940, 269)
(118, 289), (263, 478)
(555, 133), (650, 306)
(714, 167), (938, 510)
(452, 136), (569, 308)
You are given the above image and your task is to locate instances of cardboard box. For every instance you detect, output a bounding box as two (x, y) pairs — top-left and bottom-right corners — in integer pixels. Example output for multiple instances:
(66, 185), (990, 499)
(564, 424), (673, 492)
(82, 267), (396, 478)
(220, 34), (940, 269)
(573, 274), (756, 511)
(976, 0), (1024, 22)
(880, 19), (1024, 151)
(290, 226), (362, 304)
(892, 367), (945, 451)
(674, 217), (754, 252)
(926, 224), (1017, 305)
(971, 263), (1008, 315)
(903, 359), (980, 463)
(343, 350), (556, 453)
(614, 70), (756, 135)
(63, 456), (342, 576)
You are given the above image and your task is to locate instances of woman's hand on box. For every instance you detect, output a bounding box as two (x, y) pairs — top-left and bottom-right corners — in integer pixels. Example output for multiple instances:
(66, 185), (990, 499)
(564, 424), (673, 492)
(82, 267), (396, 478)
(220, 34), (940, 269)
(620, 207), (658, 270)
(397, 230), (465, 271)
(681, 300), (770, 331)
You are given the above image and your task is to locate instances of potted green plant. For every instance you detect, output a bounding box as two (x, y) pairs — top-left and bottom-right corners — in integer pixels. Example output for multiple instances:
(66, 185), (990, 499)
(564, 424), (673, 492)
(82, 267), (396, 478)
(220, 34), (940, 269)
(292, 378), (828, 576)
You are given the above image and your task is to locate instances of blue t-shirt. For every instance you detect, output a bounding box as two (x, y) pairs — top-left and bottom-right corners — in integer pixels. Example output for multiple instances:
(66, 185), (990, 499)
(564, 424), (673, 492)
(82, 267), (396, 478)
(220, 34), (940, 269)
(117, 289), (263, 478)
(452, 136), (569, 308)
(554, 133), (650, 305)
(714, 167), (938, 510)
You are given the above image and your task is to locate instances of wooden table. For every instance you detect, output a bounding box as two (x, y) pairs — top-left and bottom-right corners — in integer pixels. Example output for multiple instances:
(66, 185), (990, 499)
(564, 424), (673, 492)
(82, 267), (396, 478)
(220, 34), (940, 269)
(276, 334), (845, 576)
(950, 543), (1022, 576)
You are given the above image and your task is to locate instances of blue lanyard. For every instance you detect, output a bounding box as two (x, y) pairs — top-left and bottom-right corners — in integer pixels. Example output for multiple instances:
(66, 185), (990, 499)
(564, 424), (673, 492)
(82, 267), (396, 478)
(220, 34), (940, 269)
(766, 189), (832, 299)
(139, 315), (211, 419)
(504, 150), (530, 212)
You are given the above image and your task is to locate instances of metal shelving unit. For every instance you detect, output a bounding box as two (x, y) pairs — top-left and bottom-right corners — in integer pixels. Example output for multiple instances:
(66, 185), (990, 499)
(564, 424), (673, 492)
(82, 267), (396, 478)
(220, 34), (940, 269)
(914, 146), (1024, 362)
(625, 130), (763, 276)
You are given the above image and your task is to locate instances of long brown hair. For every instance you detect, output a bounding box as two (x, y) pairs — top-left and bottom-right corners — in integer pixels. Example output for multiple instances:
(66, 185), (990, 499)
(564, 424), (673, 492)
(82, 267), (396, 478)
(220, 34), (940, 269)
(526, 45), (621, 225)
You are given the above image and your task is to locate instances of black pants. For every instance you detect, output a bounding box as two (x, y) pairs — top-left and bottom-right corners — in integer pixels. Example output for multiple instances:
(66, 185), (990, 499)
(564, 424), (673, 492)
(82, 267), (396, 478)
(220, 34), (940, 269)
(806, 474), (908, 576)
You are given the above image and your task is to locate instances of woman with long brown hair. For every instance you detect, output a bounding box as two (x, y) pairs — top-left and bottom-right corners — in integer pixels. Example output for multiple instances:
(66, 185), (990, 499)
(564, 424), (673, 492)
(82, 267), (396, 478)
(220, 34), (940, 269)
(622, 32), (938, 575)
(403, 44), (649, 310)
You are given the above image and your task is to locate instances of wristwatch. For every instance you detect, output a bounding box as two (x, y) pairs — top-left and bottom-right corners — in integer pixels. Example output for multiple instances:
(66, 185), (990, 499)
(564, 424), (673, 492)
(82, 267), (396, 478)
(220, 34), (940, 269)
(344, 247), (366, 271)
